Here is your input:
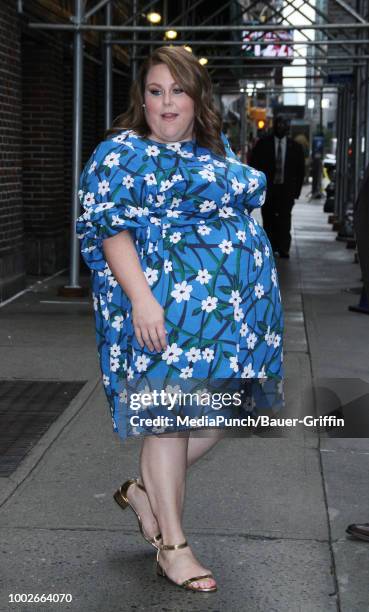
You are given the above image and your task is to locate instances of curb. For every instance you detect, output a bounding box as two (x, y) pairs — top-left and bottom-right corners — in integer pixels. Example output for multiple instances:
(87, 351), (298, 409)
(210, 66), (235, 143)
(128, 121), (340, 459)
(0, 376), (101, 508)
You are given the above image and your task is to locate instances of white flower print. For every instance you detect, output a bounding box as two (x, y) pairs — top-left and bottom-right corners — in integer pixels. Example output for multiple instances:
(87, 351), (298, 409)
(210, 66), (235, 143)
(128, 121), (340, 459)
(147, 194), (154, 204)
(167, 209), (182, 219)
(119, 389), (128, 403)
(254, 283), (265, 299)
(197, 225), (212, 236)
(135, 355), (150, 372)
(254, 249), (263, 267)
(112, 134), (128, 144)
(127, 366), (134, 380)
(169, 232), (182, 244)
(108, 275), (117, 287)
(247, 177), (259, 193)
(248, 221), (257, 236)
(241, 363), (255, 378)
(179, 150), (194, 158)
(98, 180), (110, 196)
(88, 160), (97, 174)
(103, 152), (120, 168)
(95, 202), (115, 213)
(271, 268), (278, 287)
(196, 269), (212, 285)
(250, 167), (261, 176)
(229, 356), (239, 373)
(112, 315), (124, 330)
(144, 267), (159, 286)
(179, 366), (193, 379)
(172, 174), (183, 182)
(122, 174), (134, 189)
(144, 173), (157, 186)
(236, 230), (246, 243)
(185, 347), (202, 363)
(259, 191), (266, 206)
(199, 200), (216, 213)
(258, 365), (267, 379)
(233, 307), (244, 322)
(102, 306), (109, 320)
(240, 322), (249, 337)
(103, 374), (110, 387)
(264, 326), (275, 346)
(155, 194), (165, 207)
(221, 193), (231, 204)
(83, 192), (95, 206)
(107, 290), (113, 303)
(110, 356), (120, 372)
(110, 344), (121, 358)
(166, 142), (182, 152)
(219, 206), (235, 218)
(231, 177), (245, 195)
(93, 294), (98, 311)
(218, 240), (234, 255)
(162, 343), (183, 365)
(201, 296), (218, 313)
(150, 216), (161, 226)
(146, 145), (160, 157)
(164, 260), (173, 273)
(198, 155), (210, 161)
(202, 347), (215, 362)
(229, 290), (242, 307)
(247, 332), (257, 350)
(198, 168), (216, 182)
(111, 215), (125, 226)
(214, 159), (226, 168)
(264, 244), (270, 257)
(171, 281), (193, 303)
(171, 197), (182, 207)
(160, 179), (174, 192)
(273, 334), (281, 348)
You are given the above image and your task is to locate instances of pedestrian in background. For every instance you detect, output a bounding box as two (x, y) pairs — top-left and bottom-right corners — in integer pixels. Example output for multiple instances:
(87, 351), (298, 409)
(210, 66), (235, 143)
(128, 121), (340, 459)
(250, 115), (305, 258)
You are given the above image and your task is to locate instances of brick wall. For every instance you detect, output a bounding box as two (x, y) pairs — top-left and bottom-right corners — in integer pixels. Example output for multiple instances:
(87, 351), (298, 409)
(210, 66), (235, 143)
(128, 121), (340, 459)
(0, 0), (25, 300)
(0, 3), (131, 298)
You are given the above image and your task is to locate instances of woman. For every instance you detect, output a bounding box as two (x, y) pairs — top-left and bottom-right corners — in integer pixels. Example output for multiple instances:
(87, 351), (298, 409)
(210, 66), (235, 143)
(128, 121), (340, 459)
(76, 46), (284, 593)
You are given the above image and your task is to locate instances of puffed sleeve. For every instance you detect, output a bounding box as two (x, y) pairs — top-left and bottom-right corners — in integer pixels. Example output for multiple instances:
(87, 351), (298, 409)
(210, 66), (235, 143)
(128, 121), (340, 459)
(221, 133), (267, 211)
(76, 137), (150, 271)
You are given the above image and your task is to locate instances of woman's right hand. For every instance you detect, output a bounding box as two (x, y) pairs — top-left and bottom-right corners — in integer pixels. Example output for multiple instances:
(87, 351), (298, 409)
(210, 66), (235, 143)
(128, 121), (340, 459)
(131, 294), (168, 353)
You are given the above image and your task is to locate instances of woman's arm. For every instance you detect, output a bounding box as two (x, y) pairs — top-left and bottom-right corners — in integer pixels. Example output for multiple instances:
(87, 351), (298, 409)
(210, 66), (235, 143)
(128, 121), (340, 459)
(103, 231), (167, 353)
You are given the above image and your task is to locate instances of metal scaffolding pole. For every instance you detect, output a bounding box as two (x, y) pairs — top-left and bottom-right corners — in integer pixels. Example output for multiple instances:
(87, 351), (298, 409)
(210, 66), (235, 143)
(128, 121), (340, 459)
(104, 0), (113, 131)
(28, 23), (369, 32)
(132, 0), (138, 81)
(64, 0), (84, 293)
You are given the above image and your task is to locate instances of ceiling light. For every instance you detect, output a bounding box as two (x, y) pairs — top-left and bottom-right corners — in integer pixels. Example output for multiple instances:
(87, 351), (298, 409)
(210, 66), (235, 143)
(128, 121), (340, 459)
(199, 57), (208, 65)
(165, 30), (178, 39)
(147, 12), (161, 24)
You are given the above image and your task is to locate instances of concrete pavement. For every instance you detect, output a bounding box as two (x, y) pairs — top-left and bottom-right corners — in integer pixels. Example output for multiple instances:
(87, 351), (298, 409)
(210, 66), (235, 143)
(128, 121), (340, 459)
(0, 187), (368, 611)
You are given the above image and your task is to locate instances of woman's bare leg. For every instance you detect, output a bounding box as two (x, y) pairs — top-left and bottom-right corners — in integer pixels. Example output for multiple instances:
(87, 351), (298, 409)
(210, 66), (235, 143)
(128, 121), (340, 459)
(186, 428), (227, 467)
(139, 433), (216, 589)
(126, 429), (226, 544)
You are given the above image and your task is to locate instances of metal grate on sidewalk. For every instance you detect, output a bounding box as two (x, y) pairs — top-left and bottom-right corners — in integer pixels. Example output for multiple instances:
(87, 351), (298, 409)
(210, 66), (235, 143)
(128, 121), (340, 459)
(0, 380), (85, 477)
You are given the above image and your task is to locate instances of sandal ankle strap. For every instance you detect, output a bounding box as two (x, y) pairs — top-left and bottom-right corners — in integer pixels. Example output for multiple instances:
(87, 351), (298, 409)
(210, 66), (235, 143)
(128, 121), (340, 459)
(159, 540), (188, 550)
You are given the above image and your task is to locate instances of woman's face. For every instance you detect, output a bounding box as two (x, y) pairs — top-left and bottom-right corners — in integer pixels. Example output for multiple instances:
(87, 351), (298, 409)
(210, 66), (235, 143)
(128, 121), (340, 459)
(143, 63), (195, 143)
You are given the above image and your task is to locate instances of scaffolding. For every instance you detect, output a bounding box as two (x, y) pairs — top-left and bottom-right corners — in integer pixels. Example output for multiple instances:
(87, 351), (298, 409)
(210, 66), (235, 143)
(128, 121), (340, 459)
(23, 0), (369, 290)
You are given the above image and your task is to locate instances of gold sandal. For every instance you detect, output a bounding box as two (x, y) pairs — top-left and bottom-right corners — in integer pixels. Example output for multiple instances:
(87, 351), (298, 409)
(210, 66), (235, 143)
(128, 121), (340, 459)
(113, 478), (162, 549)
(156, 540), (217, 592)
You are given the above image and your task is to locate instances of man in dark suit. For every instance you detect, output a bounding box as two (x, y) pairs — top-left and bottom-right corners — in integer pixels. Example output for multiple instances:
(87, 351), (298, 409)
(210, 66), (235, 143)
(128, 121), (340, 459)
(249, 115), (305, 258)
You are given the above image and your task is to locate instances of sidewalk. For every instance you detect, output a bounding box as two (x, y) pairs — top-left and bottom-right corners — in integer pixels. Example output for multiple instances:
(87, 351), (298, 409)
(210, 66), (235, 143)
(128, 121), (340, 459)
(0, 187), (368, 612)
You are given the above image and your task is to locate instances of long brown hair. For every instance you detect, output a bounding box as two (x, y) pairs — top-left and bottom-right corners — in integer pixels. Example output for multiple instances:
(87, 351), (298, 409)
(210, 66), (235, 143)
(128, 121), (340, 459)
(106, 46), (225, 157)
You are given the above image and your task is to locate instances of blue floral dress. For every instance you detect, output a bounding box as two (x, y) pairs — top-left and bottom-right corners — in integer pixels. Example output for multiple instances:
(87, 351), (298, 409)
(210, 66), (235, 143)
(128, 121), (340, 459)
(76, 130), (284, 439)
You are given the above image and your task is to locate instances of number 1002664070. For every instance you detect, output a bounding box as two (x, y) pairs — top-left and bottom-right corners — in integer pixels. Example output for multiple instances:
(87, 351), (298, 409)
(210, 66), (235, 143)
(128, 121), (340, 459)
(9, 593), (73, 604)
